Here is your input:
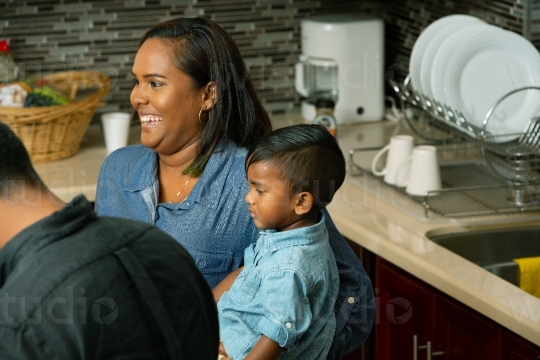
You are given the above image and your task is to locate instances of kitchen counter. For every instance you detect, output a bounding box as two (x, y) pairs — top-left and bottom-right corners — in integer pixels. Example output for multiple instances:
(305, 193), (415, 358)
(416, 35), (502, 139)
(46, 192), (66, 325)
(33, 122), (142, 202)
(34, 113), (540, 346)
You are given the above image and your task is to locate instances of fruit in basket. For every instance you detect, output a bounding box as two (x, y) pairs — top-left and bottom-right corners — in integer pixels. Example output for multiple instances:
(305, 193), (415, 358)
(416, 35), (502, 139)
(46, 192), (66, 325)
(25, 85), (70, 107)
(35, 85), (70, 104)
(0, 70), (111, 162)
(24, 93), (53, 107)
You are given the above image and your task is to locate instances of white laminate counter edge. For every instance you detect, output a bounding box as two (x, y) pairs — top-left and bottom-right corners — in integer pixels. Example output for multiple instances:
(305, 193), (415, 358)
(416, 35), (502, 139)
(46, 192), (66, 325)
(327, 180), (540, 346)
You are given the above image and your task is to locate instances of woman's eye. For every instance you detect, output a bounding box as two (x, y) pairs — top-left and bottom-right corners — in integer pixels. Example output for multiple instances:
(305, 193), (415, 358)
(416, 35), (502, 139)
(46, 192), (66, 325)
(132, 78), (139, 86)
(150, 81), (162, 88)
(256, 189), (263, 195)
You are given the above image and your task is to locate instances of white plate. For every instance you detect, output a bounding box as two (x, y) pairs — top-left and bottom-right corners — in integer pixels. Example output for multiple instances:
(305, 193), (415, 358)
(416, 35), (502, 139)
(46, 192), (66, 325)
(409, 14), (483, 94)
(429, 24), (499, 107)
(419, 18), (484, 99)
(443, 27), (540, 141)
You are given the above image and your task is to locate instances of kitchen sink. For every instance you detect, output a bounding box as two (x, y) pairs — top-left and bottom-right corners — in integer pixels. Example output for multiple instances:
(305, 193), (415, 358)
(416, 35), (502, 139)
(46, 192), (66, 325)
(427, 226), (540, 286)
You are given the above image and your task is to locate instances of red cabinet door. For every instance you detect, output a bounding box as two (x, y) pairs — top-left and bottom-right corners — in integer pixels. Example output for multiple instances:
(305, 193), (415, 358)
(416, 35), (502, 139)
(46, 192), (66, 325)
(435, 294), (502, 360)
(501, 330), (540, 360)
(357, 252), (540, 360)
(375, 257), (436, 360)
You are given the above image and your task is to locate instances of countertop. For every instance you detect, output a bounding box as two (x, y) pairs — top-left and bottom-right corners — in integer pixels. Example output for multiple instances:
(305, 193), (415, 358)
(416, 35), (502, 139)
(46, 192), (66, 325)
(34, 113), (540, 346)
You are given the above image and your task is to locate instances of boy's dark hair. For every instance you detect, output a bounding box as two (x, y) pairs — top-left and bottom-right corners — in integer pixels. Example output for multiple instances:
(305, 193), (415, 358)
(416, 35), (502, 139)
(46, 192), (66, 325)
(0, 122), (42, 198)
(246, 124), (346, 207)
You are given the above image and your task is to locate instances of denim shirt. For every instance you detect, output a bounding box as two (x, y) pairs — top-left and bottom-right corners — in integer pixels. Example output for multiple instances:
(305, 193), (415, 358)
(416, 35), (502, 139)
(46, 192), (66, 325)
(95, 137), (375, 358)
(218, 214), (339, 360)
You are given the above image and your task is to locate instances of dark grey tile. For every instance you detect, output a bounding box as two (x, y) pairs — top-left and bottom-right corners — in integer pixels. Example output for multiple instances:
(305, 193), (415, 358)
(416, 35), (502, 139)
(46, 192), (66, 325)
(16, 6), (39, 14)
(0, 0), (532, 116)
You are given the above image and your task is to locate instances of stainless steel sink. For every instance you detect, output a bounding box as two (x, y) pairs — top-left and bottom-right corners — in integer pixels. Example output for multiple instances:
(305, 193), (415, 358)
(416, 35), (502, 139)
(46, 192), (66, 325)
(427, 227), (540, 286)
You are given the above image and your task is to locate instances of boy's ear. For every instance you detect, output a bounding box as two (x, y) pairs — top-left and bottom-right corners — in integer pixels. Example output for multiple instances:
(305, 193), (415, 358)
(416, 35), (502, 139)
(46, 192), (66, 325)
(294, 192), (314, 215)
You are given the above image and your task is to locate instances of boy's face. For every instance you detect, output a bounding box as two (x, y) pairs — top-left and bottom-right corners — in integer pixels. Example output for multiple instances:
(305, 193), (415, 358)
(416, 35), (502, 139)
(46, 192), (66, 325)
(245, 161), (299, 231)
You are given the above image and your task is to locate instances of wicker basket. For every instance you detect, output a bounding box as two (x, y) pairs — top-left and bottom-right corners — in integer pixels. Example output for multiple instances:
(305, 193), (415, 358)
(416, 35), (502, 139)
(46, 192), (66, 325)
(0, 71), (111, 163)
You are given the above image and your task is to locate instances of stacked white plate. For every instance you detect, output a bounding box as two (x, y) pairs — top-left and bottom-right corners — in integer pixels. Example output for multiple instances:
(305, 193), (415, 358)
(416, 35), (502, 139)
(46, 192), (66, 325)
(409, 14), (540, 142)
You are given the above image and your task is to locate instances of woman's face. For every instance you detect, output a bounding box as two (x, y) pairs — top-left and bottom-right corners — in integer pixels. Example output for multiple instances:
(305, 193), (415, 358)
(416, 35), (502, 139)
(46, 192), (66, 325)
(131, 38), (204, 155)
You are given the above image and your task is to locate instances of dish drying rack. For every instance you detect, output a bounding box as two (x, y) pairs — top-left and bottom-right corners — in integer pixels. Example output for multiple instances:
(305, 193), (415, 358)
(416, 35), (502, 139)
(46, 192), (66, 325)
(349, 76), (540, 219)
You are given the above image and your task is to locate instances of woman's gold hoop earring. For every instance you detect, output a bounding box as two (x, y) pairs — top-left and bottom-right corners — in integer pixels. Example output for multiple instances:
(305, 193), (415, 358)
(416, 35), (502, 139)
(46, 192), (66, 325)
(198, 107), (206, 124)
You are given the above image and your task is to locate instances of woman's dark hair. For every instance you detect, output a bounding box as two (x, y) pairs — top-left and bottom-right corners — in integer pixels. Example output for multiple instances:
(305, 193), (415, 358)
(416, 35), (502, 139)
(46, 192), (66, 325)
(139, 17), (272, 176)
(0, 123), (42, 198)
(246, 124), (346, 206)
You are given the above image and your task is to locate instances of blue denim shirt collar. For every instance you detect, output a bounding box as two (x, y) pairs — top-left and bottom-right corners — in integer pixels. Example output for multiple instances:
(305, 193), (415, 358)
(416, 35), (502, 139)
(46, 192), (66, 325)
(121, 137), (236, 210)
(256, 213), (326, 253)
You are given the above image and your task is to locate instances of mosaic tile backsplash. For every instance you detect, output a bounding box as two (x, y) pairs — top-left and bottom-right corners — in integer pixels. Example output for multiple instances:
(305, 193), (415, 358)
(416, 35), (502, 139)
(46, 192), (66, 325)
(0, 0), (538, 118)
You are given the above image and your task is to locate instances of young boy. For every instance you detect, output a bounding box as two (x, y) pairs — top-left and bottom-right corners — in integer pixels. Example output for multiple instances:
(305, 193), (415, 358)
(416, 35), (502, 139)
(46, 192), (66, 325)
(213, 124), (346, 360)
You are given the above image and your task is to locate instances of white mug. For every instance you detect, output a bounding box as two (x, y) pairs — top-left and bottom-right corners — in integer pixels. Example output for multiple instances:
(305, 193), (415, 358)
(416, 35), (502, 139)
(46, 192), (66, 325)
(396, 145), (442, 196)
(371, 135), (414, 185)
(101, 112), (131, 154)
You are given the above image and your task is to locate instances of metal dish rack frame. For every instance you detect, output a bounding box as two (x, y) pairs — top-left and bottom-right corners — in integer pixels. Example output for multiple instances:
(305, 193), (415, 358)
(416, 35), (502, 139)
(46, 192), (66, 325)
(349, 76), (540, 218)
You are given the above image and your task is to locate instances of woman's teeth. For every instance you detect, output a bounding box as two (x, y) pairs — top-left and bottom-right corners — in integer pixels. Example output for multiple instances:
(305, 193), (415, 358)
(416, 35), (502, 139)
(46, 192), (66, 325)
(140, 115), (163, 125)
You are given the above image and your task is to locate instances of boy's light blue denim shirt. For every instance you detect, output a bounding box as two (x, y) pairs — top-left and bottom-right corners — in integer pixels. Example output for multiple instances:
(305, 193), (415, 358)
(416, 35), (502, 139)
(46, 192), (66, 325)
(218, 214), (339, 360)
(94, 137), (375, 358)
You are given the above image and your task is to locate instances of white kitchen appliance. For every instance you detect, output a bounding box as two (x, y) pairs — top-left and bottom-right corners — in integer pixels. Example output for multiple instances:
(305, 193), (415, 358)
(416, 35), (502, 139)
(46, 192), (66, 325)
(295, 13), (385, 123)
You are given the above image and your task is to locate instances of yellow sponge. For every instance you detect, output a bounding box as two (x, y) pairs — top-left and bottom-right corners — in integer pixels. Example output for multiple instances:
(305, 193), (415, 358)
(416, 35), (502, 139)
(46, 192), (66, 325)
(514, 256), (540, 299)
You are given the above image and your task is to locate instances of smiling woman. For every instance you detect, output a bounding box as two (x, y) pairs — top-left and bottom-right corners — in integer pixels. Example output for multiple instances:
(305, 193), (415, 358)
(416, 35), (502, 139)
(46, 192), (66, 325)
(130, 37), (210, 202)
(94, 17), (374, 359)
(131, 39), (206, 153)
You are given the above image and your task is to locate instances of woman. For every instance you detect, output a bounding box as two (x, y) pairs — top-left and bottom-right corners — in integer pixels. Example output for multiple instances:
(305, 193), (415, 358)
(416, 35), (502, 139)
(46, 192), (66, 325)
(95, 17), (374, 358)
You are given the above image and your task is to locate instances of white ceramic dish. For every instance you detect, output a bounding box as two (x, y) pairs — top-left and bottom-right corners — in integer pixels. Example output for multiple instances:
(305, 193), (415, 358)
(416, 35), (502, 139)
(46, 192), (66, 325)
(443, 27), (540, 141)
(409, 14), (483, 94)
(429, 24), (498, 107)
(419, 17), (484, 99)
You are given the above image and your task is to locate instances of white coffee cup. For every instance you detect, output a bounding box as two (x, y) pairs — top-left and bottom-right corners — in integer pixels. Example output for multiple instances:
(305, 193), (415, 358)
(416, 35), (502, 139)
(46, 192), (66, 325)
(101, 112), (131, 154)
(371, 135), (414, 185)
(396, 145), (442, 196)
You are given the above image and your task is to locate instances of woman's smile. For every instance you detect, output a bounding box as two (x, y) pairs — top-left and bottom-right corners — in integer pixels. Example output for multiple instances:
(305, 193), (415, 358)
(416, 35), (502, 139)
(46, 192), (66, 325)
(139, 114), (163, 127)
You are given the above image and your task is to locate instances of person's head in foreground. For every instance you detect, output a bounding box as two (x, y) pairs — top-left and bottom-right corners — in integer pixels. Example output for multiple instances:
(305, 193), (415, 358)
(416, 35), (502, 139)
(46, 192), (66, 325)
(245, 123), (346, 231)
(0, 122), (65, 247)
(0, 122), (219, 359)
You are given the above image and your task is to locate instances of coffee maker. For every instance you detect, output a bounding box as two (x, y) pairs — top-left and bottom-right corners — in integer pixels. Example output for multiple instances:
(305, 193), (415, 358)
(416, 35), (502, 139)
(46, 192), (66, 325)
(295, 13), (385, 124)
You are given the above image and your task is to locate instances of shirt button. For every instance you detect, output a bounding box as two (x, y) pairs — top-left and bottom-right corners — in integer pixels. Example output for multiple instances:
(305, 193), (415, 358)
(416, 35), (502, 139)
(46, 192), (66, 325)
(348, 297), (355, 304)
(286, 322), (292, 329)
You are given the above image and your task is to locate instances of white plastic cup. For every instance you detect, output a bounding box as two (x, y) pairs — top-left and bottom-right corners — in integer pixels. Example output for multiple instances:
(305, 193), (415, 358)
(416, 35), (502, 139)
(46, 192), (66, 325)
(371, 135), (414, 185)
(396, 145), (442, 196)
(101, 112), (131, 154)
